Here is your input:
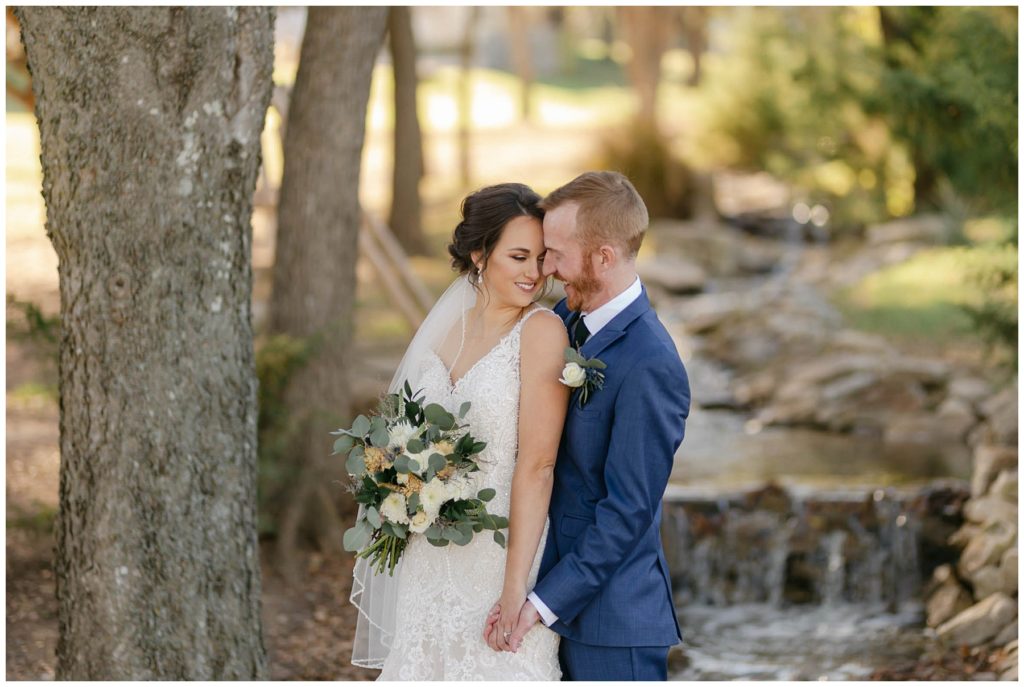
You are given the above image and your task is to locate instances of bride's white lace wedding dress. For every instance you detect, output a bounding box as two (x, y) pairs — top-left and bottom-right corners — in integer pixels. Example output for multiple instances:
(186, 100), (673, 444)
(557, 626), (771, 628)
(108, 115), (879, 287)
(376, 306), (562, 681)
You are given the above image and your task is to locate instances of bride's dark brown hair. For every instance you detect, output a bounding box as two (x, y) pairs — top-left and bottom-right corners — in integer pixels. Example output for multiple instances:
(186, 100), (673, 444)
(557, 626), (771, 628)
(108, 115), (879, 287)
(447, 183), (547, 294)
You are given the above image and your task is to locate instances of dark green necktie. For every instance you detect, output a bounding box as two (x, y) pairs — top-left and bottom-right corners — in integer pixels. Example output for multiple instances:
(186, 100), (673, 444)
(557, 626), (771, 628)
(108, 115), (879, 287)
(571, 314), (591, 348)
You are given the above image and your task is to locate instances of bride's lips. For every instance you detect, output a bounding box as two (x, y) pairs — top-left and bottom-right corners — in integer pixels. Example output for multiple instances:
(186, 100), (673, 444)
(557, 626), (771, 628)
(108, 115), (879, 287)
(515, 281), (536, 293)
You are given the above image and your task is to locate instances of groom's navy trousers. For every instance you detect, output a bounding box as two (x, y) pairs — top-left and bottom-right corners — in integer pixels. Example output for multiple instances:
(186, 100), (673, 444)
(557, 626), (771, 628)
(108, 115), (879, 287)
(559, 641), (670, 681)
(534, 287), (690, 680)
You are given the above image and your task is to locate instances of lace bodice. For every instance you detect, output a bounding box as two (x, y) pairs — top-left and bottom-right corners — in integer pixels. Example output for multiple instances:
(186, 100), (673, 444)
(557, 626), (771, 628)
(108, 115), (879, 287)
(376, 306), (562, 681)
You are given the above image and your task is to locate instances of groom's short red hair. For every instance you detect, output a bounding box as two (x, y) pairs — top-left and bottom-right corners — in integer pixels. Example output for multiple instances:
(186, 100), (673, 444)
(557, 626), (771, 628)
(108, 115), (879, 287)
(539, 171), (648, 258)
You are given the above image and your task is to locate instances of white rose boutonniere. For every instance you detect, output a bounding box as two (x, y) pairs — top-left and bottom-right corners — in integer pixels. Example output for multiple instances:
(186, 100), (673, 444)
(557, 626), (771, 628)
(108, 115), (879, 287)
(559, 362), (587, 387)
(559, 347), (607, 408)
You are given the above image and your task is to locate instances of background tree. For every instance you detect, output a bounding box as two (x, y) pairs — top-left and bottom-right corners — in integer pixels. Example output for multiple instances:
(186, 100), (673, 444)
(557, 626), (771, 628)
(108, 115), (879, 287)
(387, 6), (426, 255)
(507, 6), (535, 122)
(268, 6), (389, 582)
(16, 6), (274, 679)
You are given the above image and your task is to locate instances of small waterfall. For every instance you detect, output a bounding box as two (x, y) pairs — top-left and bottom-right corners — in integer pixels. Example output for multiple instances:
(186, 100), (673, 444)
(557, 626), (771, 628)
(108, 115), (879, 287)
(661, 485), (925, 608)
(818, 530), (847, 605)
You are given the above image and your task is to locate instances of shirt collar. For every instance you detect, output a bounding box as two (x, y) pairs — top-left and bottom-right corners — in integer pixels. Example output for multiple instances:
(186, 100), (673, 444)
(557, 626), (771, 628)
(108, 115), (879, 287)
(581, 275), (643, 337)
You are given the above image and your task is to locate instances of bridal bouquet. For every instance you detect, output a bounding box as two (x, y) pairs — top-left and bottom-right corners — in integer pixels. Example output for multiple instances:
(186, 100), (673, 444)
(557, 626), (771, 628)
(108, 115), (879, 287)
(332, 382), (510, 575)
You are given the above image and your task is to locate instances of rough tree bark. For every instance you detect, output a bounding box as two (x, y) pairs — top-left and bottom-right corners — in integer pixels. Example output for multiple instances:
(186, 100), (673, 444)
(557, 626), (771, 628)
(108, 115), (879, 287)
(387, 6), (426, 255)
(16, 6), (274, 679)
(269, 6), (388, 582)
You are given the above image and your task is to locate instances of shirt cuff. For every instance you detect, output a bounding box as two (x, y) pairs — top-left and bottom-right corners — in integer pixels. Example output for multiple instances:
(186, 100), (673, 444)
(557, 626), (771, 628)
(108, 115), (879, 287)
(528, 591), (559, 627)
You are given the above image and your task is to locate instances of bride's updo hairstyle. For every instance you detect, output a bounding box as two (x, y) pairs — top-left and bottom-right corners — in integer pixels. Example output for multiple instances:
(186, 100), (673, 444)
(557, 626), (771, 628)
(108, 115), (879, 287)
(448, 183), (545, 290)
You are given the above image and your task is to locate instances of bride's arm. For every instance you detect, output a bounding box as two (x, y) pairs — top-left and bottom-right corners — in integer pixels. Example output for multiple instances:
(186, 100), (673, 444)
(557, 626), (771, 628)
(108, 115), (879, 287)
(489, 311), (569, 651)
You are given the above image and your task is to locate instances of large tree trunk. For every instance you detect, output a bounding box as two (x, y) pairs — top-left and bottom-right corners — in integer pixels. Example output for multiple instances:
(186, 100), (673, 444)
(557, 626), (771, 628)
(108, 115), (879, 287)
(269, 7), (388, 582)
(387, 6), (426, 255)
(16, 7), (274, 679)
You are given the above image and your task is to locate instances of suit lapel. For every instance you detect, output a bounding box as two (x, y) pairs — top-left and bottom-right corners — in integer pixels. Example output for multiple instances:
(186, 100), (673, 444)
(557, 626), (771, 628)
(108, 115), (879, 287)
(579, 286), (651, 360)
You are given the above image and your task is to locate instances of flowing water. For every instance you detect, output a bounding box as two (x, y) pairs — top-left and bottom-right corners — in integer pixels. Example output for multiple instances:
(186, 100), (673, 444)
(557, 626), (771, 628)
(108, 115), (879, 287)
(662, 485), (939, 679)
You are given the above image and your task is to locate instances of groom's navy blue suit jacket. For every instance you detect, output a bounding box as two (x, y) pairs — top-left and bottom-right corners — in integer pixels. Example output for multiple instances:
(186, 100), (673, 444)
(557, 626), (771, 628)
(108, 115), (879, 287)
(534, 287), (689, 648)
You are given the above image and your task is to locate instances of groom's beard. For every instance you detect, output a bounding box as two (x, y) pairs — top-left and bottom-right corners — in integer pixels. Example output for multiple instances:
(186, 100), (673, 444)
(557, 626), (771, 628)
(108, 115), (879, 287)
(564, 252), (603, 312)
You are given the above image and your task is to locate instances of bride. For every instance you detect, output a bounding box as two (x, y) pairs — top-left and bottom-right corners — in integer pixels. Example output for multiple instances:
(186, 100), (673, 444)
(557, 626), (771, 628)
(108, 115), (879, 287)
(350, 183), (570, 680)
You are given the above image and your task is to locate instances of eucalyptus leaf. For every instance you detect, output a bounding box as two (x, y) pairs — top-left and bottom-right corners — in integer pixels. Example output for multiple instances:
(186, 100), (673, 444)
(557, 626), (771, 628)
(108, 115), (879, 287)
(406, 438), (425, 454)
(366, 506), (382, 529)
(565, 347), (586, 365)
(351, 415), (371, 437)
(390, 522), (408, 540)
(345, 450), (366, 476)
(477, 488), (496, 502)
(343, 520), (373, 552)
(370, 426), (391, 448)
(428, 453), (446, 473)
(459, 401), (472, 418)
(471, 441), (487, 454)
(407, 493), (420, 512)
(424, 403), (455, 430)
(493, 530), (506, 547)
(393, 455), (411, 474)
(424, 524), (441, 539)
(332, 434), (355, 455)
(427, 537), (448, 547)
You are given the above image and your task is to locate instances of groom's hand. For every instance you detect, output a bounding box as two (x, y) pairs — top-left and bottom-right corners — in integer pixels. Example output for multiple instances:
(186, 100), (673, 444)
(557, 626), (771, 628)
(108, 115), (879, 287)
(508, 600), (541, 653)
(482, 602), (501, 650)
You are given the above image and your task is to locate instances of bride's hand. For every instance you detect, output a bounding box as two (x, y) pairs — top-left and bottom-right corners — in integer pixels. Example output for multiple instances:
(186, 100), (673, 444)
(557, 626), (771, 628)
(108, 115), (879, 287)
(489, 589), (526, 652)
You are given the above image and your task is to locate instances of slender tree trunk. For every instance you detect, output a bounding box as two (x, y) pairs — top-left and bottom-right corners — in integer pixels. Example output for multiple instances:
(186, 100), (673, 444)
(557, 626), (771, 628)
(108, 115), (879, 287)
(618, 6), (674, 131)
(507, 6), (534, 122)
(269, 6), (388, 582)
(458, 7), (479, 187)
(16, 6), (273, 679)
(387, 6), (426, 255)
(680, 6), (708, 87)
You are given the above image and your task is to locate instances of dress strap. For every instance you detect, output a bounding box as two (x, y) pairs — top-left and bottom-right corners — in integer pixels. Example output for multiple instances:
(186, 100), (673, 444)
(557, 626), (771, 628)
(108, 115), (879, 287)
(513, 306), (559, 334)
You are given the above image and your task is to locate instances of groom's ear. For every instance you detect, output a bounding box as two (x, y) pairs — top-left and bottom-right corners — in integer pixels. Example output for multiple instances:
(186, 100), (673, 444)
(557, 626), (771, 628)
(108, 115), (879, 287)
(595, 244), (618, 270)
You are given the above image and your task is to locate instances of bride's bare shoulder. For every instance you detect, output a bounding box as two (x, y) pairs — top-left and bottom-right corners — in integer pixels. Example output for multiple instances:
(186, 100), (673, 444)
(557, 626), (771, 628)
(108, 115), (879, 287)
(520, 306), (568, 352)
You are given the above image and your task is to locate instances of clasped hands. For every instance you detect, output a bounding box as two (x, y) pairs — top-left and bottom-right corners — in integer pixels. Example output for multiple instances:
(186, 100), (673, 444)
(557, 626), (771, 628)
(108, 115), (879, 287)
(481, 591), (541, 653)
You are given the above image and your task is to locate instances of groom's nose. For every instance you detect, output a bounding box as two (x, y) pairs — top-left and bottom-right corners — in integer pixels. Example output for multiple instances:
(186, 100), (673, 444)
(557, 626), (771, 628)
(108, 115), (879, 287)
(541, 258), (557, 278)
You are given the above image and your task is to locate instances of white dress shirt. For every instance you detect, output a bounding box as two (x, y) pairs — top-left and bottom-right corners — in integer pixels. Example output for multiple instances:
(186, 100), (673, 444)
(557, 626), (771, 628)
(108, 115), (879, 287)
(527, 275), (643, 628)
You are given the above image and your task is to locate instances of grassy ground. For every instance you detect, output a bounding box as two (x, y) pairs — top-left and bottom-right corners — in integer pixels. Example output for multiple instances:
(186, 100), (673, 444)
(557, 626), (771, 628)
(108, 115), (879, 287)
(830, 245), (1015, 365)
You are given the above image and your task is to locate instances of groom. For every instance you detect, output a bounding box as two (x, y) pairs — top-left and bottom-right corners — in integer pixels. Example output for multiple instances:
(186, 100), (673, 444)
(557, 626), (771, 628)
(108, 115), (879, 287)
(485, 171), (690, 680)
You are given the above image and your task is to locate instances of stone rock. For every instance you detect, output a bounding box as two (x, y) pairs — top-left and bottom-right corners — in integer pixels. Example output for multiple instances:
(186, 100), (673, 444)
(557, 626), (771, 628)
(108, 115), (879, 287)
(972, 445), (1018, 498)
(667, 643), (689, 674)
(866, 213), (951, 245)
(958, 522), (1017, 578)
(1000, 548), (1018, 595)
(949, 523), (983, 548)
(936, 397), (979, 439)
(949, 375), (995, 407)
(937, 592), (1017, 647)
(964, 496), (1018, 527)
(979, 386), (1019, 445)
(971, 565), (1006, 601)
(637, 256), (707, 295)
(927, 574), (974, 627)
(886, 413), (963, 445)
(992, 618), (1018, 647)
(990, 470), (1018, 502)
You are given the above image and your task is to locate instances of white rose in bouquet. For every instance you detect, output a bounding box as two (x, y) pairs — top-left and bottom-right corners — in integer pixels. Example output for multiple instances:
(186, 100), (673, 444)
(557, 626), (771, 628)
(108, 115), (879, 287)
(408, 509), (432, 534)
